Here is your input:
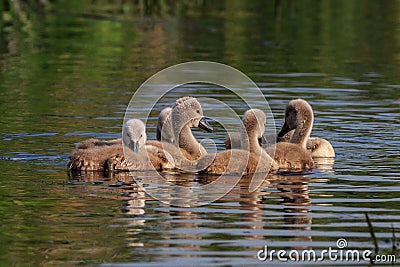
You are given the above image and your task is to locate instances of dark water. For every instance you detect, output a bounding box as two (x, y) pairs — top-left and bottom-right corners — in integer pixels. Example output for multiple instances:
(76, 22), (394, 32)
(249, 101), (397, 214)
(0, 0), (399, 266)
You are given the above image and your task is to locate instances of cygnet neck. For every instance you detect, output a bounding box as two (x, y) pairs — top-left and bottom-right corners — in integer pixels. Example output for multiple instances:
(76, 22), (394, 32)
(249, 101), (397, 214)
(290, 110), (313, 149)
(176, 124), (205, 159)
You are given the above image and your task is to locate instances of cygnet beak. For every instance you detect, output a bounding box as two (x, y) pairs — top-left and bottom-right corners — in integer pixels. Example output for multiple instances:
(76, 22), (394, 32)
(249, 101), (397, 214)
(277, 122), (291, 141)
(198, 117), (213, 132)
(129, 141), (139, 153)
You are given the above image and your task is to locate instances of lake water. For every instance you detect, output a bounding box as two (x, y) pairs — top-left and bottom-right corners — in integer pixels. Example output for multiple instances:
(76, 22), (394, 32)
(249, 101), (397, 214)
(0, 0), (399, 266)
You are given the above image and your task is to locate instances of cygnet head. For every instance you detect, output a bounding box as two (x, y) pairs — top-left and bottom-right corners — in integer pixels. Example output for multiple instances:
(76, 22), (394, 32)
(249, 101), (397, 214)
(277, 99), (314, 141)
(123, 119), (147, 153)
(156, 107), (174, 142)
(171, 96), (213, 132)
(242, 109), (267, 140)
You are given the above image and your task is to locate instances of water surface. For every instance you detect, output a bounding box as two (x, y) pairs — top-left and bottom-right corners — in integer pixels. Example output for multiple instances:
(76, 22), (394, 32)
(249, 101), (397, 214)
(0, 1), (399, 266)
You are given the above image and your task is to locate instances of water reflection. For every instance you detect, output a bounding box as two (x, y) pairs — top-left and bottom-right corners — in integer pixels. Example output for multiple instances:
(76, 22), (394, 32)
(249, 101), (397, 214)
(121, 190), (146, 216)
(235, 176), (270, 244)
(67, 170), (314, 256)
(274, 175), (312, 249)
(314, 157), (335, 173)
